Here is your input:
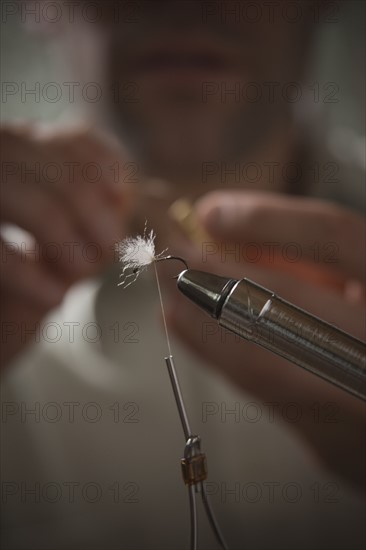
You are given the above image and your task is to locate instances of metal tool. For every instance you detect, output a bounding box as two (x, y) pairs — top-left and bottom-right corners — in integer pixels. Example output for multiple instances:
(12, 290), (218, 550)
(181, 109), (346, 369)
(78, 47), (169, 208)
(177, 269), (366, 401)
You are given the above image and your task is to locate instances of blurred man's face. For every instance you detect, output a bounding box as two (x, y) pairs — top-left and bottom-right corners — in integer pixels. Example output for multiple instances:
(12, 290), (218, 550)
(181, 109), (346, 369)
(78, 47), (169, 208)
(61, 1), (313, 180)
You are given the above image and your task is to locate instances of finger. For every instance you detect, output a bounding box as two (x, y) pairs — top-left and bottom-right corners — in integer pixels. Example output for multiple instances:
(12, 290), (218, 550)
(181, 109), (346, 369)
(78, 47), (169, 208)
(1, 179), (94, 278)
(37, 127), (135, 260)
(1, 129), (94, 278)
(0, 239), (67, 310)
(194, 191), (365, 282)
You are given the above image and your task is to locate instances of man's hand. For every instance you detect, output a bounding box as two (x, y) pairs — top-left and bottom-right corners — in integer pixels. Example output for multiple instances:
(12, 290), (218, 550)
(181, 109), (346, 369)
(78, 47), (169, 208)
(0, 123), (134, 366)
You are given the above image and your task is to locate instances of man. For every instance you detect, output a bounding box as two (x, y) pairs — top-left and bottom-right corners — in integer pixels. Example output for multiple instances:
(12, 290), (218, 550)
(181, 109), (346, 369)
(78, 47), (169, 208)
(1, 2), (365, 549)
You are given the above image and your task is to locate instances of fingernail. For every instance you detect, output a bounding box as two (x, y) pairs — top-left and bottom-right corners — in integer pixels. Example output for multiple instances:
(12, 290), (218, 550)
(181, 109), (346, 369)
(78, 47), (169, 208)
(199, 200), (237, 233)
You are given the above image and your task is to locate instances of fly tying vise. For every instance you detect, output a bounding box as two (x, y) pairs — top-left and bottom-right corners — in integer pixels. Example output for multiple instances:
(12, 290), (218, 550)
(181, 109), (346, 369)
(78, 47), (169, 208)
(117, 223), (228, 550)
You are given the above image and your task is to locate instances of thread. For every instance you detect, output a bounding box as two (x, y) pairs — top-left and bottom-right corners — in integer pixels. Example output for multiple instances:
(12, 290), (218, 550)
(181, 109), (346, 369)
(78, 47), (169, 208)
(154, 260), (172, 357)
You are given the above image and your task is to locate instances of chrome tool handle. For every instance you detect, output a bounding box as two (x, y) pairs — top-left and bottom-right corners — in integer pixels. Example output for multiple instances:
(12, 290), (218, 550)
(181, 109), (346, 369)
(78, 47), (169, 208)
(220, 279), (366, 400)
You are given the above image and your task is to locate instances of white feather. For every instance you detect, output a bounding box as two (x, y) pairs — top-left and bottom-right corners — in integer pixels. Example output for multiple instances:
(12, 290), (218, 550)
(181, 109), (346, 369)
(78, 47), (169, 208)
(116, 222), (167, 288)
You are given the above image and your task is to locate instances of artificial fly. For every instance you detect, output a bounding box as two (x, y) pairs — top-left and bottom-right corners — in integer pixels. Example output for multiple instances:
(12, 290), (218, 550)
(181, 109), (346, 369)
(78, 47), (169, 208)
(116, 221), (188, 289)
(116, 221), (167, 288)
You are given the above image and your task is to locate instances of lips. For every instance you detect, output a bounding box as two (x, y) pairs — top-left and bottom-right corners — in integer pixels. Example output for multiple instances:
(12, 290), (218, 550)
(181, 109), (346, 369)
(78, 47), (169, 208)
(133, 51), (228, 74)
